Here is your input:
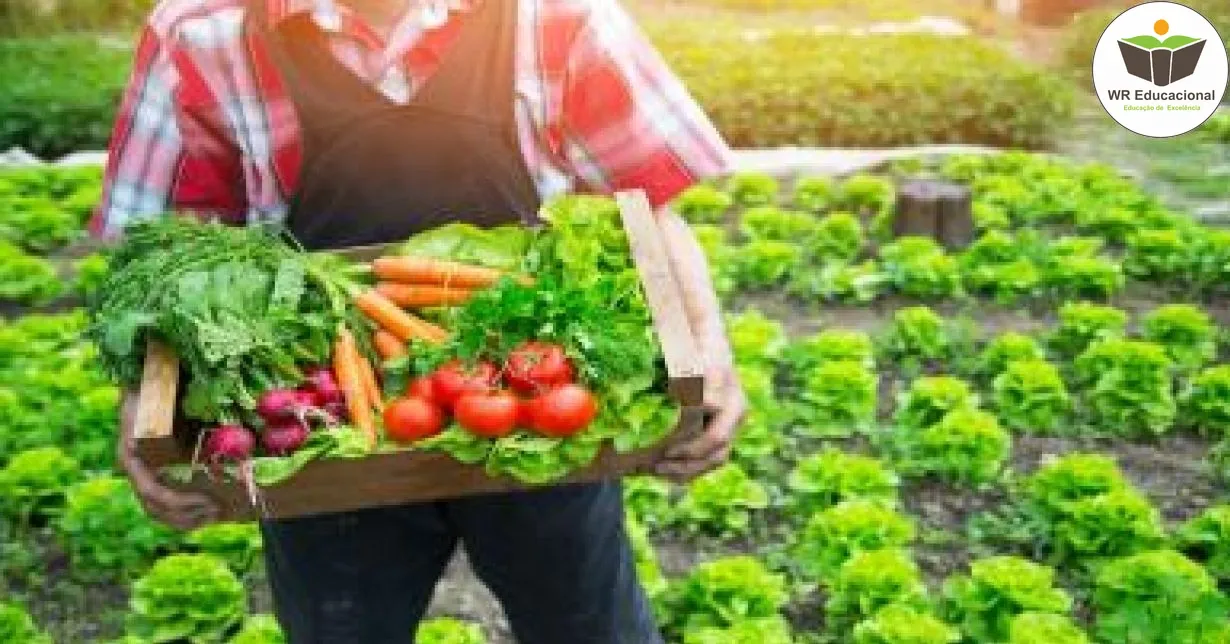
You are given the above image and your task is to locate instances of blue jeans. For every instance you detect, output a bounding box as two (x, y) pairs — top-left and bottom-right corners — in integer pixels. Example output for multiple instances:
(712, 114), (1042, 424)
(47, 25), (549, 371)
(260, 481), (663, 643)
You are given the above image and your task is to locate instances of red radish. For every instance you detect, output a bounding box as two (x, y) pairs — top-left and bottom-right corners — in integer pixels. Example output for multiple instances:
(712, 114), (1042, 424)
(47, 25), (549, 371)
(262, 420), (310, 456)
(256, 388), (318, 422)
(305, 367), (344, 406)
(202, 424), (256, 463)
(324, 400), (347, 420)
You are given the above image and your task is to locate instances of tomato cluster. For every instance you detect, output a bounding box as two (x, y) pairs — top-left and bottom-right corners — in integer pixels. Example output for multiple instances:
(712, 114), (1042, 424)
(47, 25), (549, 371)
(383, 341), (598, 444)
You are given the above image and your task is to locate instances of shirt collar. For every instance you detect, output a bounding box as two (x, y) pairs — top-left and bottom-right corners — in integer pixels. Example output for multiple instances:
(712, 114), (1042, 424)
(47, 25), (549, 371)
(269, 0), (477, 32)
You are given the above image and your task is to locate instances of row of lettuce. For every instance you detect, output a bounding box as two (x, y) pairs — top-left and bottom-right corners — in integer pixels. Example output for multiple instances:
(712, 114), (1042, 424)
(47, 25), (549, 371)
(627, 455), (1230, 644)
(674, 153), (1229, 306)
(6, 152), (1230, 311)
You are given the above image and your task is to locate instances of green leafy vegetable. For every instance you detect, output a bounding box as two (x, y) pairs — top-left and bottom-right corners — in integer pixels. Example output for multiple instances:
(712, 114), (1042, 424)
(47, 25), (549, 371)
(1073, 339), (1175, 436)
(1004, 612), (1090, 644)
(1048, 301), (1128, 358)
(993, 360), (1071, 434)
(415, 617), (487, 644)
(56, 476), (179, 580)
(853, 604), (960, 644)
(793, 176), (835, 212)
(659, 555), (788, 637)
(794, 360), (878, 437)
(675, 463), (769, 537)
(126, 553), (246, 643)
(673, 184), (734, 224)
(726, 173), (780, 207)
(1173, 505), (1230, 582)
(794, 499), (915, 579)
(0, 446), (81, 524)
(89, 218), (354, 423)
(941, 556), (1071, 643)
(974, 332), (1044, 379)
(228, 614), (285, 644)
(185, 523), (263, 574)
(787, 448), (899, 516)
(893, 376), (976, 431)
(1093, 550), (1230, 644)
(827, 549), (929, 631)
(739, 206), (817, 242)
(0, 602), (51, 644)
(1141, 303), (1217, 369)
(892, 408), (1010, 485)
(1183, 365), (1230, 438)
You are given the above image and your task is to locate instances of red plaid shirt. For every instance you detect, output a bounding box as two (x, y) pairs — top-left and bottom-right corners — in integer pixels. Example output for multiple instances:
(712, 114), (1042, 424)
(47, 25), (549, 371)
(92, 0), (731, 235)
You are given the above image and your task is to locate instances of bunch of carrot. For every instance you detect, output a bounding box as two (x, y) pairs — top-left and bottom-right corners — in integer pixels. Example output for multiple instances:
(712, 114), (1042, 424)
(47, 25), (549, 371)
(332, 256), (525, 443)
(331, 326), (383, 447)
(355, 256), (519, 358)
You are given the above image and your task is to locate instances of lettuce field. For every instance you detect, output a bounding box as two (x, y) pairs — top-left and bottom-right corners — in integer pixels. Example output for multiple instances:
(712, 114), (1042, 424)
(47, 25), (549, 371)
(1, 149), (1228, 643)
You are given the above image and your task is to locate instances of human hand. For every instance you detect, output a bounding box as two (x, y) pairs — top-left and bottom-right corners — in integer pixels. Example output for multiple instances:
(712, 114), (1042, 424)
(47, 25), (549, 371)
(655, 362), (746, 481)
(118, 391), (220, 530)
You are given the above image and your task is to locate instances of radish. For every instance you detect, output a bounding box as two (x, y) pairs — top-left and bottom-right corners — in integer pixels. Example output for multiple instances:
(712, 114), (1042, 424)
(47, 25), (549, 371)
(256, 388), (318, 423)
(262, 420), (310, 456)
(305, 367), (344, 406)
(202, 425), (255, 464)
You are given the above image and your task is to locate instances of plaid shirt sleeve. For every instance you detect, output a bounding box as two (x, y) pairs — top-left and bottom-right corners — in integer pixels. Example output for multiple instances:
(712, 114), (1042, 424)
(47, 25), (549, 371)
(91, 23), (249, 237)
(559, 1), (732, 208)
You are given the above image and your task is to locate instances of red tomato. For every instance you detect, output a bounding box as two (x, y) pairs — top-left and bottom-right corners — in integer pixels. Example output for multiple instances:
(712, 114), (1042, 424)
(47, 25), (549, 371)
(529, 384), (598, 437)
(406, 376), (437, 403)
(432, 360), (498, 409)
(504, 342), (575, 394)
(383, 397), (445, 444)
(516, 396), (537, 428)
(455, 390), (521, 438)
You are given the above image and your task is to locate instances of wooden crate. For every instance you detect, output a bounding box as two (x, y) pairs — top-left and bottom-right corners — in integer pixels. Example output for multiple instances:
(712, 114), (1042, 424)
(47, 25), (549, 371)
(130, 190), (705, 521)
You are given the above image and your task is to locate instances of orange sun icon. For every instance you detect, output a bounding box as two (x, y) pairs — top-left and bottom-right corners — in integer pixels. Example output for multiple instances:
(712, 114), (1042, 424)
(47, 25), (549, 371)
(1154, 19), (1169, 35)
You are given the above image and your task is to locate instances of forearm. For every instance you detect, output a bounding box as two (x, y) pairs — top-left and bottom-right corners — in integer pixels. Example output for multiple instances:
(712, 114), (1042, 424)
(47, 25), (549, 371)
(656, 206), (733, 370)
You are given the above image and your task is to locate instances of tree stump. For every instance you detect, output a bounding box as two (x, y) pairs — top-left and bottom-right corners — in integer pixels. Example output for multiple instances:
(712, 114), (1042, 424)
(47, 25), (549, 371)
(893, 180), (974, 250)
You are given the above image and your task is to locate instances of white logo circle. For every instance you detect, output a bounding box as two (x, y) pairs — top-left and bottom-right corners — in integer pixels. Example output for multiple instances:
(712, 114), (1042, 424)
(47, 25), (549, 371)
(1093, 1), (1228, 138)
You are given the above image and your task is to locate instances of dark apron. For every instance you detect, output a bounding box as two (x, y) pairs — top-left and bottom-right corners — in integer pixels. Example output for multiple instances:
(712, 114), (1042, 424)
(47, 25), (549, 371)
(251, 3), (663, 642)
(257, 0), (541, 250)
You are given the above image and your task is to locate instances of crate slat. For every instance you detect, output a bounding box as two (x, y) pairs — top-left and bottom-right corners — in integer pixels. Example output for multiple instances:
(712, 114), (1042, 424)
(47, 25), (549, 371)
(616, 190), (706, 406)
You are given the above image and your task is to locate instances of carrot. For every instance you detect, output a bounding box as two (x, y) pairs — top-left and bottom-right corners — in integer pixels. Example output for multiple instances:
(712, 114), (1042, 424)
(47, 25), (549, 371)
(372, 256), (510, 289)
(358, 353), (384, 413)
(376, 282), (473, 308)
(373, 330), (408, 360)
(333, 327), (376, 447)
(354, 288), (448, 344)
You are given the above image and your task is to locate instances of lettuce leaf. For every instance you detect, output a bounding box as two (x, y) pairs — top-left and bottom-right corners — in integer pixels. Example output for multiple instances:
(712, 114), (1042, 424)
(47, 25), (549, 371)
(397, 223), (532, 271)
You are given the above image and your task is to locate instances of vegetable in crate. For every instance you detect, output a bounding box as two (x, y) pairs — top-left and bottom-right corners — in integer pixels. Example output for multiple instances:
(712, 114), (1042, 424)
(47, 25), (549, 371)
(378, 197), (680, 484)
(87, 219), (357, 424)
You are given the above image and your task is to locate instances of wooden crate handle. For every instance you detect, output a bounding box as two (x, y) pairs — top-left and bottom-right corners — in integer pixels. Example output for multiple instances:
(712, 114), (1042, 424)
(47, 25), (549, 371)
(616, 190), (705, 407)
(135, 341), (179, 441)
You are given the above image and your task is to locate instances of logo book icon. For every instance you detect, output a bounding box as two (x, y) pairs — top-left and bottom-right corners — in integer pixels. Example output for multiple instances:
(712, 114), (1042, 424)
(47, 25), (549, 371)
(1117, 28), (1206, 86)
(1093, 3), (1228, 137)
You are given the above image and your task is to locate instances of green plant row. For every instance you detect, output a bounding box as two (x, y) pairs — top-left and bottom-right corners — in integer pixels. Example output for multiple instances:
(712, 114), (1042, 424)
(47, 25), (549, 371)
(3, 27), (1074, 158)
(650, 28), (1073, 150)
(676, 156), (1230, 305)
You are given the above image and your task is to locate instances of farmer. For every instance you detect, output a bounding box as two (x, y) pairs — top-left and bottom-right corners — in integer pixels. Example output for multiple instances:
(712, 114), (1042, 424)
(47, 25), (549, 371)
(94, 0), (745, 641)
